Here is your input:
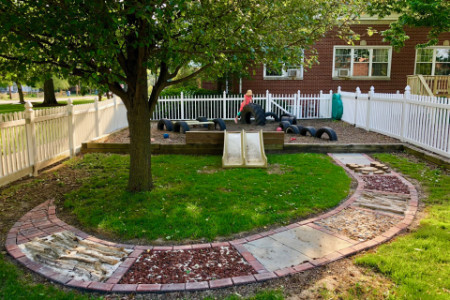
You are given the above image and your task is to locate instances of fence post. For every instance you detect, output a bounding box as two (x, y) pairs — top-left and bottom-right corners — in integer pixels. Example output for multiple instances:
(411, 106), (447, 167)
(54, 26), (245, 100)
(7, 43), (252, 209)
(180, 92), (185, 120)
(296, 90), (301, 118)
(94, 97), (100, 137)
(24, 101), (38, 176)
(67, 98), (75, 157)
(223, 90), (227, 119)
(354, 87), (360, 126)
(366, 86), (374, 131)
(266, 90), (270, 113)
(401, 86), (410, 142)
(329, 90), (333, 119)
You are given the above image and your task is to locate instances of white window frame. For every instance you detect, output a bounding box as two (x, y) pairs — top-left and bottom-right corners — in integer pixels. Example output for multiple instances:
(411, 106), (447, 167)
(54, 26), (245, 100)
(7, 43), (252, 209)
(414, 46), (450, 76)
(332, 46), (392, 79)
(263, 64), (303, 79)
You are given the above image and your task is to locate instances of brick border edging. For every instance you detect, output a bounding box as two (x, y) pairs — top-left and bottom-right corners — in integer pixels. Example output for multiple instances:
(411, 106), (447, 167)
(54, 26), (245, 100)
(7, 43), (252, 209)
(5, 154), (419, 293)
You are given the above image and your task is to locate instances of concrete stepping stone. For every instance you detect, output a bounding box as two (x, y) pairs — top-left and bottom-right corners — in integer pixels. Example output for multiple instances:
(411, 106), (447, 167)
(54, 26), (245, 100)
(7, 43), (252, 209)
(243, 237), (310, 272)
(332, 153), (372, 166)
(243, 225), (353, 271)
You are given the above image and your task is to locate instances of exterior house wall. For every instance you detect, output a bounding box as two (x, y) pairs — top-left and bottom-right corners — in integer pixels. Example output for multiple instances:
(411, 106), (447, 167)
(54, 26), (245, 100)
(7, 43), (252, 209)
(203, 25), (450, 94)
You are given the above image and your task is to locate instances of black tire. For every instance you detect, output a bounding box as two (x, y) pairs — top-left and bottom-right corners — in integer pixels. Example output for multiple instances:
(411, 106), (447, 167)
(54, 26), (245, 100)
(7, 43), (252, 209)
(264, 112), (280, 122)
(315, 127), (338, 141)
(213, 118), (226, 131)
(280, 115), (297, 125)
(196, 116), (209, 128)
(279, 121), (291, 131)
(173, 121), (190, 133)
(157, 119), (173, 131)
(299, 126), (317, 137)
(296, 125), (305, 133)
(285, 125), (300, 134)
(240, 103), (266, 125)
(280, 113), (294, 118)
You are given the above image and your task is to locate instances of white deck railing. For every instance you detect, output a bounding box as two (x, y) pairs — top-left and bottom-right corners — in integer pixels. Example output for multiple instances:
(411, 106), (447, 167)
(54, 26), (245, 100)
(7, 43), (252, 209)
(340, 86), (450, 158)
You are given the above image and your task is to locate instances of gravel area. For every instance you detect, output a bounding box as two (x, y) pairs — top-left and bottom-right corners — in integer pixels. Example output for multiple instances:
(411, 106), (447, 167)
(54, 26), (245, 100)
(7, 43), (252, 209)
(362, 175), (410, 194)
(120, 246), (256, 284)
(103, 120), (400, 145)
(315, 207), (401, 241)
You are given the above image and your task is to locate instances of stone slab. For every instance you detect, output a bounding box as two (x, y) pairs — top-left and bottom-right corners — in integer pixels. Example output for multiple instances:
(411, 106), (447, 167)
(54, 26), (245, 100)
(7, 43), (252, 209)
(270, 225), (353, 259)
(332, 153), (372, 166)
(243, 237), (310, 272)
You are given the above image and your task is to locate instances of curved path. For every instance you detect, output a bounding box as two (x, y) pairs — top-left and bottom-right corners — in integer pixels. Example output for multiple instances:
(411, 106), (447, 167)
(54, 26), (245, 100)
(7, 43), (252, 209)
(5, 154), (418, 293)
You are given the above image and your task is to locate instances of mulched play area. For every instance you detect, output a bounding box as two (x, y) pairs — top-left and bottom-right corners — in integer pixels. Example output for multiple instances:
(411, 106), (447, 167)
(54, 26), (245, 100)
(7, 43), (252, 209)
(103, 119), (400, 145)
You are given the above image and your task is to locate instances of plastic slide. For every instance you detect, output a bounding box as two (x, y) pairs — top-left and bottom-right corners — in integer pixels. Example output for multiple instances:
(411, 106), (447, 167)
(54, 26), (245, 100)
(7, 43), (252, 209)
(222, 130), (267, 168)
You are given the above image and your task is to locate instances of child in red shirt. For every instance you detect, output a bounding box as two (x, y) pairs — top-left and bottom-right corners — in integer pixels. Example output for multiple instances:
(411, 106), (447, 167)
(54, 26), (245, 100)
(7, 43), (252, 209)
(235, 90), (253, 123)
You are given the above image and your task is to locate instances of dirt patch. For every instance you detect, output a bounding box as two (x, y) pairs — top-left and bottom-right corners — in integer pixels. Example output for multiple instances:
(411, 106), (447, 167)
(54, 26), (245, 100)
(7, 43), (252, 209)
(120, 246), (256, 284)
(315, 207), (401, 242)
(103, 120), (400, 145)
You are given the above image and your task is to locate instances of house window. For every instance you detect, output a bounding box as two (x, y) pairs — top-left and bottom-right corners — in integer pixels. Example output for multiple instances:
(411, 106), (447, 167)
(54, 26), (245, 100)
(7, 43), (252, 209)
(333, 46), (392, 78)
(415, 47), (450, 76)
(264, 64), (303, 79)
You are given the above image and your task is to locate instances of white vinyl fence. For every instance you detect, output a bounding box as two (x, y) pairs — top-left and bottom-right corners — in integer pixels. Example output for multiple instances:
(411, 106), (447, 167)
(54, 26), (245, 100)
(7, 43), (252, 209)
(152, 90), (333, 120)
(340, 86), (450, 158)
(0, 97), (127, 186)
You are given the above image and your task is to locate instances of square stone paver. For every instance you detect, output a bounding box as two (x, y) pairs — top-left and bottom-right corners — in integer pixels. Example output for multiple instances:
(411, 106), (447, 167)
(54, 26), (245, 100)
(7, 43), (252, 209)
(243, 237), (310, 272)
(243, 225), (353, 271)
(270, 225), (353, 259)
(332, 153), (372, 166)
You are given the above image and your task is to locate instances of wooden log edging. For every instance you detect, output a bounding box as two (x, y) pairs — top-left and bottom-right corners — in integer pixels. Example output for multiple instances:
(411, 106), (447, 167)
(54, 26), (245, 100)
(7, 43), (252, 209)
(5, 154), (419, 294)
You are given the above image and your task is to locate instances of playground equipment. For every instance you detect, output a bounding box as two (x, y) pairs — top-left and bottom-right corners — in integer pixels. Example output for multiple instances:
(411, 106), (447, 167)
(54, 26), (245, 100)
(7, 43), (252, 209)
(222, 130), (267, 168)
(157, 118), (226, 133)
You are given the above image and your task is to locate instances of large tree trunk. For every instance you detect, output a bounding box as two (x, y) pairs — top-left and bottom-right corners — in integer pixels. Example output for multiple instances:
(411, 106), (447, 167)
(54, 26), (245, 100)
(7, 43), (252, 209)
(43, 78), (58, 105)
(8, 85), (12, 99)
(16, 82), (25, 104)
(126, 77), (152, 192)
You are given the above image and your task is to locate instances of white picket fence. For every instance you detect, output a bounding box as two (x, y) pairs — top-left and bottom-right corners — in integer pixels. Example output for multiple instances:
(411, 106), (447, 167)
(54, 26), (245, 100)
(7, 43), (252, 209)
(340, 86), (450, 158)
(0, 97), (128, 186)
(152, 90), (333, 120)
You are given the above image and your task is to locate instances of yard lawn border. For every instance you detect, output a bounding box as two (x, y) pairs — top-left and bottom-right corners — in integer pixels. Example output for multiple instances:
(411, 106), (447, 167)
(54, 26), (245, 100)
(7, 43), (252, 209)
(5, 153), (420, 294)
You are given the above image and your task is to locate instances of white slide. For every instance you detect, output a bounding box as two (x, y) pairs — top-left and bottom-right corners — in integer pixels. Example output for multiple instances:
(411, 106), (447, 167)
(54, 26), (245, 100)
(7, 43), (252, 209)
(222, 130), (267, 168)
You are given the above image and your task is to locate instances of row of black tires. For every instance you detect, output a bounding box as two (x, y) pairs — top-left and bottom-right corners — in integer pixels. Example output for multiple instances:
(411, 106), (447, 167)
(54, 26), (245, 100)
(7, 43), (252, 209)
(279, 122), (338, 141)
(157, 118), (227, 133)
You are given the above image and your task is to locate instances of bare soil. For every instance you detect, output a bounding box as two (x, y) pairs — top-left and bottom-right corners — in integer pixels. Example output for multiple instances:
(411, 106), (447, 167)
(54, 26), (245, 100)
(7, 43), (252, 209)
(103, 120), (400, 145)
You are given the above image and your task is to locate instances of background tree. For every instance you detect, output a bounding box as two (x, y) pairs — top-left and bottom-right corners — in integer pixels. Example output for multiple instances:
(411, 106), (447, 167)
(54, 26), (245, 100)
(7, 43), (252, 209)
(367, 0), (450, 48)
(0, 0), (364, 192)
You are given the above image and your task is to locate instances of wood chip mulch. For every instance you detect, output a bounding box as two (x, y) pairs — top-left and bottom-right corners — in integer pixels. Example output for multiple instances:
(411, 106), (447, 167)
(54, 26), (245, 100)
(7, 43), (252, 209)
(362, 175), (410, 194)
(119, 246), (257, 284)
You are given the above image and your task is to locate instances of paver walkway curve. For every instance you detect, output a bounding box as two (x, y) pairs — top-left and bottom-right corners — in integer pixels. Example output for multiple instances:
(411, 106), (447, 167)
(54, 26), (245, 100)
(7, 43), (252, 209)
(5, 154), (419, 293)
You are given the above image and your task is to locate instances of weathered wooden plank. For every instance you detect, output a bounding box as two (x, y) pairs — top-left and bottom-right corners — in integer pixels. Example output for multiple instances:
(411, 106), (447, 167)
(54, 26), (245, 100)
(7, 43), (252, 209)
(186, 131), (284, 145)
(282, 143), (404, 153)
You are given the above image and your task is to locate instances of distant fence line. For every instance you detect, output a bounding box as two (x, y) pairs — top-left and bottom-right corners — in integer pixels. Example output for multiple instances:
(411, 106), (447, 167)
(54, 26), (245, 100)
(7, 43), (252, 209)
(339, 85), (450, 159)
(0, 97), (128, 186)
(152, 90), (333, 120)
(0, 85), (449, 187)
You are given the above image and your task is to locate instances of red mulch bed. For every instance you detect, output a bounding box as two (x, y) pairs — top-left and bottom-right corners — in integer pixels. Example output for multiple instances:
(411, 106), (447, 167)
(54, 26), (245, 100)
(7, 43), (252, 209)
(362, 175), (410, 194)
(119, 246), (257, 284)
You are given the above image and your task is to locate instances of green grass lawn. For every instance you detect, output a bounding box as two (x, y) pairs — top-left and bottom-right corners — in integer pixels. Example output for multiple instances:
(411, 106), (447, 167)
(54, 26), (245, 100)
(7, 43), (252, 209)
(355, 153), (450, 299)
(0, 100), (95, 114)
(63, 153), (351, 242)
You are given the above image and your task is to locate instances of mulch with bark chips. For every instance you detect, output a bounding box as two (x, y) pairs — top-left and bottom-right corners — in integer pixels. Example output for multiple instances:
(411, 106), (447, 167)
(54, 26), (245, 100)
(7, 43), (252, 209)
(362, 175), (410, 194)
(104, 120), (400, 145)
(120, 246), (257, 284)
